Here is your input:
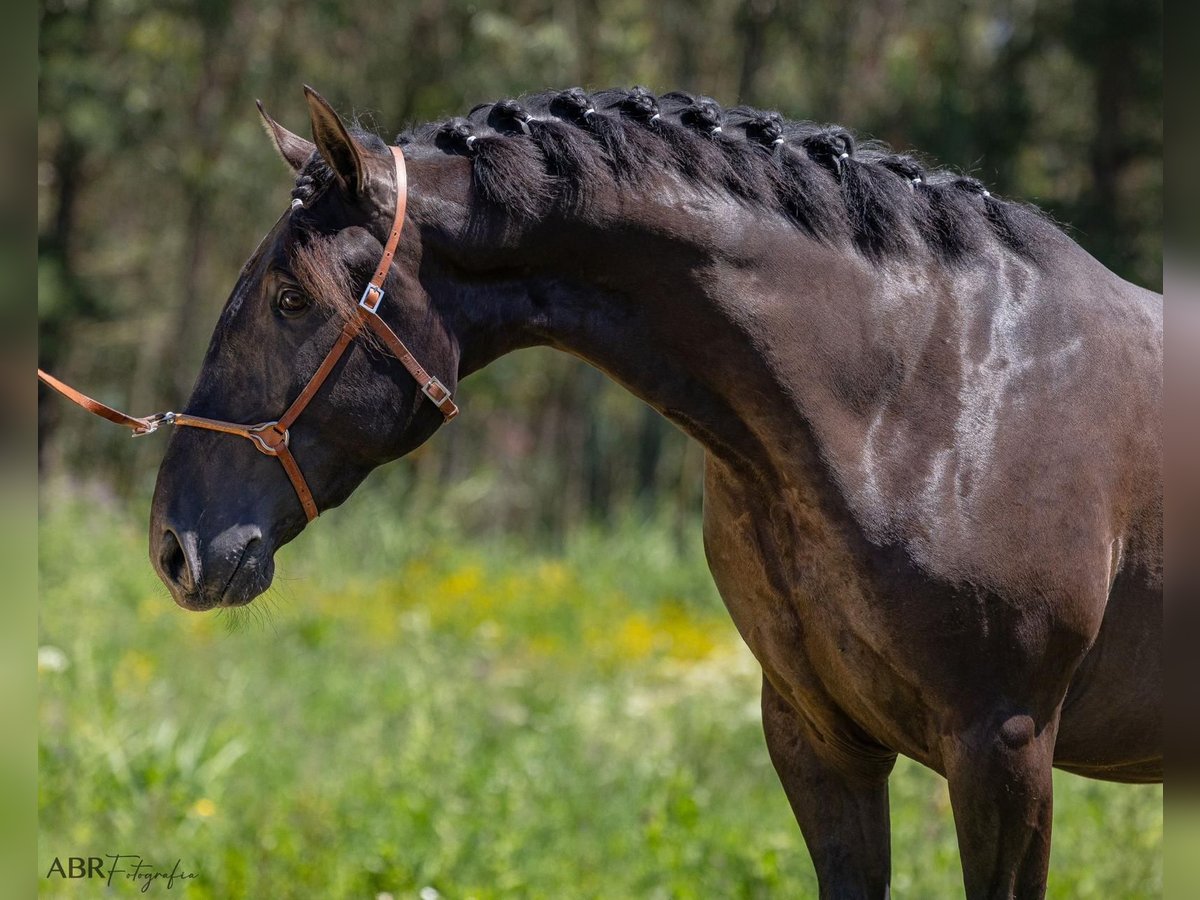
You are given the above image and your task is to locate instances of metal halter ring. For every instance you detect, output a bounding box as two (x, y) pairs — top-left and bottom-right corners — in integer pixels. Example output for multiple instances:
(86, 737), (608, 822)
(246, 422), (290, 456)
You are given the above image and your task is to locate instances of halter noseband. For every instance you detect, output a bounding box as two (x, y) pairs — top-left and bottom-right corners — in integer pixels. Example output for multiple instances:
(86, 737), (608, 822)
(37, 145), (457, 523)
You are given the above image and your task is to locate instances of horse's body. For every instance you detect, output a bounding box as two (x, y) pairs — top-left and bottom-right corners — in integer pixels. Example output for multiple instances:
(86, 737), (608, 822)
(147, 87), (1161, 898)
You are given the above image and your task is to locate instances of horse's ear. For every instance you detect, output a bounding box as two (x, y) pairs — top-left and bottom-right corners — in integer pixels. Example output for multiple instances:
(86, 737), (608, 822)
(256, 100), (315, 173)
(303, 85), (369, 197)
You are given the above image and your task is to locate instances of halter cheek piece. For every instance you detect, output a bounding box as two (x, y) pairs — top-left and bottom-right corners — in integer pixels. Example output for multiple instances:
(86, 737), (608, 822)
(37, 146), (458, 523)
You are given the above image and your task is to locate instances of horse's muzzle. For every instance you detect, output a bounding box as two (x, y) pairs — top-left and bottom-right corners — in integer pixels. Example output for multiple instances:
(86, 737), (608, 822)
(153, 522), (273, 610)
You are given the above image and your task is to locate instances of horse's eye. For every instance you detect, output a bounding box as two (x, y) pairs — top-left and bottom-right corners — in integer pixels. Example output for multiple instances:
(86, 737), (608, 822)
(276, 288), (310, 318)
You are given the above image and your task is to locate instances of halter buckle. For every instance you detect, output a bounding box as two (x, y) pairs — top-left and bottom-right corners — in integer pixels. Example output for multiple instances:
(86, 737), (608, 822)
(421, 377), (452, 406)
(359, 283), (384, 312)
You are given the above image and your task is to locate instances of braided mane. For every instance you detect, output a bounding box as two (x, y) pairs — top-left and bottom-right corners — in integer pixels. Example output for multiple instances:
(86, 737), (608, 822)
(308, 87), (1058, 263)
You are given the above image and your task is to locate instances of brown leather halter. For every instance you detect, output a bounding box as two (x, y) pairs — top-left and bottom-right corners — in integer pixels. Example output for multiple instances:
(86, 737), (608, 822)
(37, 145), (457, 523)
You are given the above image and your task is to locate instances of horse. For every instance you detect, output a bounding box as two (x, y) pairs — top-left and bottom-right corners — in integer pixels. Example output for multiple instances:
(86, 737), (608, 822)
(146, 85), (1162, 898)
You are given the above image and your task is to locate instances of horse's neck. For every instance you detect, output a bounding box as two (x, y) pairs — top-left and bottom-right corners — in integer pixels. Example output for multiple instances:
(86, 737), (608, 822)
(441, 193), (905, 485)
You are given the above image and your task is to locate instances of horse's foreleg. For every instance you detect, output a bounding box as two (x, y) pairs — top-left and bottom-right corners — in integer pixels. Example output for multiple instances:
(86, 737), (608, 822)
(761, 674), (895, 899)
(943, 710), (1059, 899)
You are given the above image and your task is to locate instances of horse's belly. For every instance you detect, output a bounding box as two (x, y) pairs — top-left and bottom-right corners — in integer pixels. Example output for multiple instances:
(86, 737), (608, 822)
(1055, 569), (1162, 781)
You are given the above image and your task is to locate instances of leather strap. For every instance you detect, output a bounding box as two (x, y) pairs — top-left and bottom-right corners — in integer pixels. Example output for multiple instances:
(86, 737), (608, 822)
(366, 146), (408, 301)
(353, 147), (458, 419)
(37, 143), (457, 525)
(273, 444), (318, 520)
(165, 414), (319, 521)
(277, 317), (363, 432)
(37, 368), (162, 434)
(359, 305), (459, 419)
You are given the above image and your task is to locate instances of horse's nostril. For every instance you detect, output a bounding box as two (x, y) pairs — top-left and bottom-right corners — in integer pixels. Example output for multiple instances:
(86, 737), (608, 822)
(160, 529), (194, 593)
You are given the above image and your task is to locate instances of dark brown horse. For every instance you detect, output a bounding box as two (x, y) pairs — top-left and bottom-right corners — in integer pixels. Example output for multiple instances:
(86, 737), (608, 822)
(147, 86), (1162, 898)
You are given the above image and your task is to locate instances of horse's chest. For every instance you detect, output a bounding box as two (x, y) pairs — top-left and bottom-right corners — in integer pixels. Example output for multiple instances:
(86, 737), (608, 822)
(701, 459), (934, 762)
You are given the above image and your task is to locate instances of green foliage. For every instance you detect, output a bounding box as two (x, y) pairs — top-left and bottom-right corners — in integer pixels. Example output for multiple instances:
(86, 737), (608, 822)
(39, 499), (1162, 897)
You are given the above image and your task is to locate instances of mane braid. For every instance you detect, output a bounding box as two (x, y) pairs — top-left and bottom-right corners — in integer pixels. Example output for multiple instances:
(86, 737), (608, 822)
(379, 87), (1058, 264)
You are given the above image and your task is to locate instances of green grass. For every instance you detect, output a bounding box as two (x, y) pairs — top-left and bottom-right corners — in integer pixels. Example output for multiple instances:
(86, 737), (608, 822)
(38, 490), (1162, 898)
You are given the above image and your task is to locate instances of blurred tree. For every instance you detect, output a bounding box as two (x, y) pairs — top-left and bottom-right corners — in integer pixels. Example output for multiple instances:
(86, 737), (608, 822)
(1063, 0), (1162, 285)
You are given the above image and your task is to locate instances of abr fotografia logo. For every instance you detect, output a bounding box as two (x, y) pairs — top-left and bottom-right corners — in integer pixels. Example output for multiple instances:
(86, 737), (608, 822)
(45, 855), (199, 891)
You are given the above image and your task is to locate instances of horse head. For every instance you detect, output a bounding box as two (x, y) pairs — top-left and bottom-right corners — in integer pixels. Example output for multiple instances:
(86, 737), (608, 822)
(149, 88), (459, 610)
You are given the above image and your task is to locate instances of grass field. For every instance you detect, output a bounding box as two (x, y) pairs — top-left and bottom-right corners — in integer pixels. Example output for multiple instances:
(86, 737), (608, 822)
(38, 485), (1162, 898)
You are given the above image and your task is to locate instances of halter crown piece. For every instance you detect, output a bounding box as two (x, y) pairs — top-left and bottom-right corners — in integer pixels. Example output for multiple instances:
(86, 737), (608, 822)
(37, 146), (458, 523)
